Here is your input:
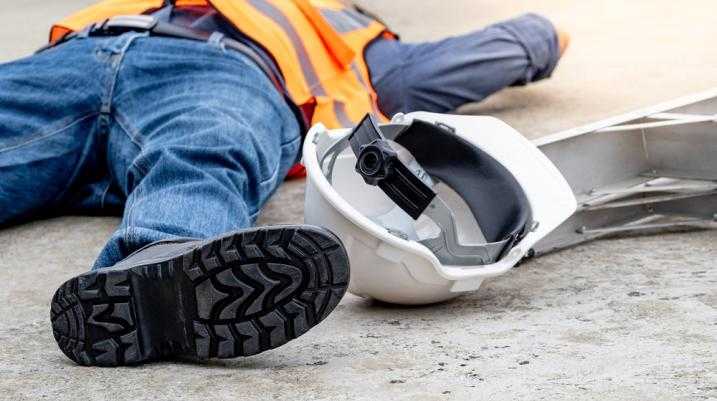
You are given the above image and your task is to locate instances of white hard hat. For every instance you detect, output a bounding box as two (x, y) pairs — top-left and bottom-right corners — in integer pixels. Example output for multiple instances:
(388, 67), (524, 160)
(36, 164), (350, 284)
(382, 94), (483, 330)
(303, 112), (576, 305)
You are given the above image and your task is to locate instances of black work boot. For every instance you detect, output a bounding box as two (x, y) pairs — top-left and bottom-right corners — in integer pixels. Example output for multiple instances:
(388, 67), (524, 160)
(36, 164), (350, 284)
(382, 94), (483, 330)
(50, 225), (349, 366)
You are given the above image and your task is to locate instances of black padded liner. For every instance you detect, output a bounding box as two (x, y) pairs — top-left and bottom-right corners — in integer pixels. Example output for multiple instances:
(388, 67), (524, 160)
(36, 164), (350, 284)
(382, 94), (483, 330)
(393, 120), (532, 243)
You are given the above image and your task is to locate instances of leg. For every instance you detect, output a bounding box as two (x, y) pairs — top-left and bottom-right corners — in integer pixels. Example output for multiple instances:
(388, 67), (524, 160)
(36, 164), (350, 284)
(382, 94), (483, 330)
(50, 36), (350, 366)
(0, 39), (108, 226)
(93, 36), (303, 268)
(366, 13), (562, 115)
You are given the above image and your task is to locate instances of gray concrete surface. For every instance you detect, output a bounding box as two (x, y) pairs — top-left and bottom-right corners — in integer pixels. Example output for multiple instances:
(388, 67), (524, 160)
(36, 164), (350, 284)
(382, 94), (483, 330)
(0, 1), (715, 400)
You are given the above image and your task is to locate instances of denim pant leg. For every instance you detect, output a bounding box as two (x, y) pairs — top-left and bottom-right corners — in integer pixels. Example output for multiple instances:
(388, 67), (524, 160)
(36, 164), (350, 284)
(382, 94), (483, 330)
(92, 36), (301, 269)
(0, 39), (109, 226)
(365, 13), (560, 116)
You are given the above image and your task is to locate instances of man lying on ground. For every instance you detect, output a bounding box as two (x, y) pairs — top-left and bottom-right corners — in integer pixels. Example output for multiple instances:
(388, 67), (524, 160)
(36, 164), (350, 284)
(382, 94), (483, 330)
(0, 0), (569, 366)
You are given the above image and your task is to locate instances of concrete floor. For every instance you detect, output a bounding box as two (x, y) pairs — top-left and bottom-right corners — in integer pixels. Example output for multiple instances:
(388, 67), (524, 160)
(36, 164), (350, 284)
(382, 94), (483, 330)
(0, 1), (715, 400)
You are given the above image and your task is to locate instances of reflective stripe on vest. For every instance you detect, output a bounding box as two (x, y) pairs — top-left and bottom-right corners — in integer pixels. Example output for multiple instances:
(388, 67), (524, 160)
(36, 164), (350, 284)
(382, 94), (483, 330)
(319, 8), (372, 33)
(241, 0), (354, 126)
(49, 0), (390, 129)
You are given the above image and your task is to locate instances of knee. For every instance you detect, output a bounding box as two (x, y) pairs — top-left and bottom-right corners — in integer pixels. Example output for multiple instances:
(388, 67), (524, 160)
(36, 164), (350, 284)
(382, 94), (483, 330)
(127, 135), (294, 212)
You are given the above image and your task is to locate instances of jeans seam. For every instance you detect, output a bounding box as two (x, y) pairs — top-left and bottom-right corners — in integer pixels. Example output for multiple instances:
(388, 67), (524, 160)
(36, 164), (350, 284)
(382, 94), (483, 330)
(113, 110), (145, 148)
(279, 135), (301, 169)
(0, 113), (98, 154)
(261, 122), (300, 185)
(102, 33), (148, 116)
(250, 137), (301, 217)
(128, 159), (150, 187)
(99, 181), (113, 209)
(52, 121), (106, 206)
(111, 112), (150, 181)
(124, 185), (141, 248)
(248, 209), (261, 223)
(258, 159), (282, 187)
(280, 132), (301, 147)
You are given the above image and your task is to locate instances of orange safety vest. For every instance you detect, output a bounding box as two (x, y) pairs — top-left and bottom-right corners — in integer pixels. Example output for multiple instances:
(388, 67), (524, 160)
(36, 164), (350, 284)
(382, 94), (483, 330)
(49, 0), (392, 177)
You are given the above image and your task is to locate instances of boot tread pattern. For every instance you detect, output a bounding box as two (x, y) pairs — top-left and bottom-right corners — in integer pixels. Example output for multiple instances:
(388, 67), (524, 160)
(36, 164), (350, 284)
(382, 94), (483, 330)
(50, 226), (348, 366)
(184, 227), (347, 359)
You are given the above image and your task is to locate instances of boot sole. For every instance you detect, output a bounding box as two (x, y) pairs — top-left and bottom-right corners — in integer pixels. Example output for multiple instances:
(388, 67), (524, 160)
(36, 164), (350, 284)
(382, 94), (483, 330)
(50, 225), (349, 366)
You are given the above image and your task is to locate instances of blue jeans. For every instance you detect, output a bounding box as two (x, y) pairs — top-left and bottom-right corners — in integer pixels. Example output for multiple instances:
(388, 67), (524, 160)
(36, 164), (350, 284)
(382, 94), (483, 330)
(0, 32), (301, 269)
(366, 13), (559, 115)
(0, 14), (557, 269)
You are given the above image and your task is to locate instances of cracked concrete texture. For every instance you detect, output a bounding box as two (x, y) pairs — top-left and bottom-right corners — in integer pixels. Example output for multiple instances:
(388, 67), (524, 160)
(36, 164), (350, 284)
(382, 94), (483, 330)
(0, 1), (716, 400)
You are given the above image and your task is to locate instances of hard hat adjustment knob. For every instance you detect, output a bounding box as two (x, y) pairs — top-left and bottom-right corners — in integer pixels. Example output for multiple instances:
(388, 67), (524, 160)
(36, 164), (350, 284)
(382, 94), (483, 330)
(348, 113), (436, 219)
(356, 140), (398, 186)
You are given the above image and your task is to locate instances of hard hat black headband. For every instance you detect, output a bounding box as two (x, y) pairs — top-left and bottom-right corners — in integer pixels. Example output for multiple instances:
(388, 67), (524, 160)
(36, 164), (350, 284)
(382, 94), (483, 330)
(319, 113), (532, 265)
(348, 114), (436, 219)
(391, 119), (532, 245)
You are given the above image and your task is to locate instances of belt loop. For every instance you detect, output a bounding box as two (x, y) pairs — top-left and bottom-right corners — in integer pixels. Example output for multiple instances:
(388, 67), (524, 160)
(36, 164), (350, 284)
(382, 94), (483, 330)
(208, 32), (226, 50)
